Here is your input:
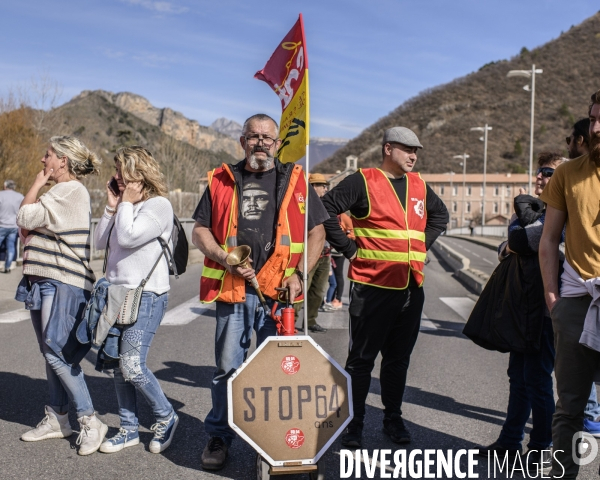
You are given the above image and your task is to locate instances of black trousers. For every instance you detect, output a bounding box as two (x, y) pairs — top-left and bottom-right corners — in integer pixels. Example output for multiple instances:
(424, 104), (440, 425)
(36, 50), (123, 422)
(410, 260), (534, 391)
(346, 282), (424, 423)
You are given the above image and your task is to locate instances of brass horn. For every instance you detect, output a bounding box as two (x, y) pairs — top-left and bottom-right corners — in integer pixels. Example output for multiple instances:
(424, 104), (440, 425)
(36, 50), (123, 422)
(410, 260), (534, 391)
(226, 245), (268, 310)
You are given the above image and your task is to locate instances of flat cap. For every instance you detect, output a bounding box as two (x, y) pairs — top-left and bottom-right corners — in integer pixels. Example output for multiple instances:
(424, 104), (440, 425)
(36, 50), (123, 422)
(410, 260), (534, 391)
(382, 127), (423, 149)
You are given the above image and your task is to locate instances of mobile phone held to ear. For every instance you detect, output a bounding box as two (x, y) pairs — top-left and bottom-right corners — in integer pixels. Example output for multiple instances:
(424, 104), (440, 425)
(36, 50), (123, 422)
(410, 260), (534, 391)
(109, 178), (120, 196)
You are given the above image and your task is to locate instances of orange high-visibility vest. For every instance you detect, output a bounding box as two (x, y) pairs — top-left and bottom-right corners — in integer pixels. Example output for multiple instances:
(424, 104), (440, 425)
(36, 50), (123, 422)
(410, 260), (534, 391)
(349, 168), (428, 289)
(200, 163), (306, 303)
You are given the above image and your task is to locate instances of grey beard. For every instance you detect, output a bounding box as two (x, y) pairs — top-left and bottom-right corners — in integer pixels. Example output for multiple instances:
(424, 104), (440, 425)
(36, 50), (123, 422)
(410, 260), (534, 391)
(249, 154), (274, 170)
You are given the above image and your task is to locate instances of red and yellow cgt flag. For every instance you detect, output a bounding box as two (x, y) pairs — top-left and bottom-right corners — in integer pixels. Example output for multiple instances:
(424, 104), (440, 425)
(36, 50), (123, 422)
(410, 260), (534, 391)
(255, 14), (309, 164)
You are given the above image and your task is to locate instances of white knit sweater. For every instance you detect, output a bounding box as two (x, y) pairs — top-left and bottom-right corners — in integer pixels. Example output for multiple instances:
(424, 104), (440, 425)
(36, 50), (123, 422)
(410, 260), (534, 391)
(17, 181), (95, 290)
(95, 197), (173, 294)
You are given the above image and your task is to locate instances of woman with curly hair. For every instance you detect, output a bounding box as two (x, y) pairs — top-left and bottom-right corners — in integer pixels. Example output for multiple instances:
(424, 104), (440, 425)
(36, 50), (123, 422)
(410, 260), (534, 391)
(17, 135), (107, 456)
(94, 146), (178, 455)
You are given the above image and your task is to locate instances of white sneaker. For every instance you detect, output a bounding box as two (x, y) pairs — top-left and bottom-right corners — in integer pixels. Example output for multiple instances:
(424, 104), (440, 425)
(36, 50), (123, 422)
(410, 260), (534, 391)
(76, 414), (108, 456)
(21, 406), (73, 442)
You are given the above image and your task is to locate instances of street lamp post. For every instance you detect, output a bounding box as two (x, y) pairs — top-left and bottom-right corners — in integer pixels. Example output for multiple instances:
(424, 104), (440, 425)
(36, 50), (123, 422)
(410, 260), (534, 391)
(470, 124), (492, 232)
(453, 154), (469, 230)
(507, 64), (543, 194)
(447, 171), (455, 228)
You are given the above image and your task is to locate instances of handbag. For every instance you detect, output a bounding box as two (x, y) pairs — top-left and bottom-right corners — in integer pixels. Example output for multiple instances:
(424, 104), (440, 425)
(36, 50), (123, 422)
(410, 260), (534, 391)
(102, 224), (169, 326)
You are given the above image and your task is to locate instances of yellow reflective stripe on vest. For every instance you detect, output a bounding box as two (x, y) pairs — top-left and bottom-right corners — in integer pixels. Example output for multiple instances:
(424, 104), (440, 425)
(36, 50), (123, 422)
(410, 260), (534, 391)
(409, 251), (427, 262)
(284, 267), (296, 277)
(357, 248), (409, 262)
(356, 249), (427, 263)
(290, 242), (304, 254)
(354, 228), (425, 242)
(202, 266), (226, 280)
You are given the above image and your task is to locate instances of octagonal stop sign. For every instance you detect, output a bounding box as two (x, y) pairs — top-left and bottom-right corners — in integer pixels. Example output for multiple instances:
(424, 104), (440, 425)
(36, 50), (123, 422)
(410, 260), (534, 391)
(228, 335), (353, 466)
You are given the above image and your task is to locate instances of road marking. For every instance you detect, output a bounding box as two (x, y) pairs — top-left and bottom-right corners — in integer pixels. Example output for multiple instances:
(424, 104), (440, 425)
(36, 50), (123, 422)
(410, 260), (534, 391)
(472, 252), (480, 258)
(420, 313), (437, 331)
(0, 308), (31, 324)
(483, 258), (494, 265)
(440, 297), (476, 321)
(161, 297), (215, 325)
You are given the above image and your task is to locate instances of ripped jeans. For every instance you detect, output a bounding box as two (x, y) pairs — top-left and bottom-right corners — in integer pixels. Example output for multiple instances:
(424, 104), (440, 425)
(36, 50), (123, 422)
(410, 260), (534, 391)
(112, 291), (173, 430)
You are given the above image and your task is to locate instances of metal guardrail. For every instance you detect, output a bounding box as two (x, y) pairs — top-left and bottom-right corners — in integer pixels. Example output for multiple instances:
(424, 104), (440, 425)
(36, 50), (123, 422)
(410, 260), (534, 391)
(446, 226), (507, 238)
(4, 218), (197, 264)
(90, 217), (196, 260)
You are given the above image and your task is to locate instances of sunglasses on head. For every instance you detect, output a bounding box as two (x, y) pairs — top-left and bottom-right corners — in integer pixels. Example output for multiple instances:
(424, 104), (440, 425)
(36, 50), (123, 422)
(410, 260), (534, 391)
(537, 167), (554, 178)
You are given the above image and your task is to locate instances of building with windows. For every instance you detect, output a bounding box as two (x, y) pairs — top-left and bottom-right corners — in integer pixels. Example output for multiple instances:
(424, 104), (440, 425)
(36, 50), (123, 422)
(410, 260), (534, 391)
(420, 173), (529, 229)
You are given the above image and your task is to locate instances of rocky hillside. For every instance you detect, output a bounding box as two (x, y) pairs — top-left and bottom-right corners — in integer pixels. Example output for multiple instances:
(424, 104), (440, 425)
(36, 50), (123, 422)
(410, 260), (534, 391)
(210, 117), (243, 138)
(74, 90), (243, 158)
(52, 91), (235, 196)
(316, 13), (600, 174)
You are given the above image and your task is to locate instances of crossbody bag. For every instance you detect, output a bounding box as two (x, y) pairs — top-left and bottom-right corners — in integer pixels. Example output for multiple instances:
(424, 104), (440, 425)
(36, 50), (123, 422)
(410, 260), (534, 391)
(102, 224), (174, 326)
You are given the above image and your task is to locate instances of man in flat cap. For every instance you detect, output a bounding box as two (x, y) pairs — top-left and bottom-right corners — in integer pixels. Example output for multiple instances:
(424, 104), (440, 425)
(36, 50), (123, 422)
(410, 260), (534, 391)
(321, 126), (449, 448)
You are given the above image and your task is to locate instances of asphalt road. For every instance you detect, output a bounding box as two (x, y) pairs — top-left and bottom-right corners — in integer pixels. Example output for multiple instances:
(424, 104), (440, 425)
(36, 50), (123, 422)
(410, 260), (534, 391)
(2, 254), (600, 479)
(436, 236), (500, 276)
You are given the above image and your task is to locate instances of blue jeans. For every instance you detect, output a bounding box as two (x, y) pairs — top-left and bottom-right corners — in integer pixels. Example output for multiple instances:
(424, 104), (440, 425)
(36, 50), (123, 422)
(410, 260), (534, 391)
(30, 281), (94, 417)
(585, 384), (600, 421)
(326, 267), (337, 303)
(112, 292), (173, 430)
(0, 227), (17, 270)
(204, 285), (279, 445)
(498, 317), (555, 450)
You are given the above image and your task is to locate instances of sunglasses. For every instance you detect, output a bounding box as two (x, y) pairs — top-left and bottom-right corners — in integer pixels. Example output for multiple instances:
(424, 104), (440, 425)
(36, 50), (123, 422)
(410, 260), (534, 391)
(536, 167), (554, 178)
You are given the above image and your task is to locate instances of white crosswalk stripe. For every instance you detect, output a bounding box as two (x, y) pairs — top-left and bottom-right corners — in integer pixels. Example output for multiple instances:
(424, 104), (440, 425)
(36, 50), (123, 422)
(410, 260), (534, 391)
(0, 308), (30, 324)
(440, 297), (476, 321)
(420, 313), (437, 331)
(161, 297), (215, 325)
(1, 297), (441, 331)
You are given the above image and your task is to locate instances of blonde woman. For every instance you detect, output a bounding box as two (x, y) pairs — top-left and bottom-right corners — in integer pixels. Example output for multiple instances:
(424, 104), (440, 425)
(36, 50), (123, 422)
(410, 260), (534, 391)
(94, 146), (178, 454)
(16, 135), (107, 455)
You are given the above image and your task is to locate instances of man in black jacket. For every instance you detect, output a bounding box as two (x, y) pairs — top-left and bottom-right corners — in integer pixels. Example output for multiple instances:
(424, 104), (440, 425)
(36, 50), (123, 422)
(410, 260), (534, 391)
(321, 127), (448, 448)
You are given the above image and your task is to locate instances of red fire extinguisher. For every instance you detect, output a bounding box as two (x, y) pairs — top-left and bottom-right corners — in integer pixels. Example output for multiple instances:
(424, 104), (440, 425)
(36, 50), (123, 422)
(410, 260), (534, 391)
(272, 287), (296, 336)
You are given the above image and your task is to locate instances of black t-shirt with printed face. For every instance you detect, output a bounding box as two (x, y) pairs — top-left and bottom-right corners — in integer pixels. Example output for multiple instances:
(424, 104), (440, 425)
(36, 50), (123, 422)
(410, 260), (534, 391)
(237, 168), (277, 272)
(193, 160), (330, 274)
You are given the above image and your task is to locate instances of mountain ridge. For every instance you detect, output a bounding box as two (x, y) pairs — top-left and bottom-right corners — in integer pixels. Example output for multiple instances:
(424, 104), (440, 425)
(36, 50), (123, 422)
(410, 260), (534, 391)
(315, 13), (600, 174)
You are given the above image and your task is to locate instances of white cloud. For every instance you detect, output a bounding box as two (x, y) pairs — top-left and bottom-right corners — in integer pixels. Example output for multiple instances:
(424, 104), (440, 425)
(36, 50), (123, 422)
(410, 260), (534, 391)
(120, 0), (188, 14)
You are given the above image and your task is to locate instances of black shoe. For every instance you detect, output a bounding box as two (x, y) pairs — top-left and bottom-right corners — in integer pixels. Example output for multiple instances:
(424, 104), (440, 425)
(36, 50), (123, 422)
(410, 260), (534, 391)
(383, 414), (411, 444)
(523, 449), (552, 470)
(201, 437), (228, 471)
(341, 421), (363, 448)
(308, 324), (328, 333)
(477, 441), (522, 458)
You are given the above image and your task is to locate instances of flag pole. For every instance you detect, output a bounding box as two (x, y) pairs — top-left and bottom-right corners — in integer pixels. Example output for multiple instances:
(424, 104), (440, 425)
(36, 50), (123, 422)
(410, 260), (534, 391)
(303, 143), (309, 335)
(302, 58), (310, 336)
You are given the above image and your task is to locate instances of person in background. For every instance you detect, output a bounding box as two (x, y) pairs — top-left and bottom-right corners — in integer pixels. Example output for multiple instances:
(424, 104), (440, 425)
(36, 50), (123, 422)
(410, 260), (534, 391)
(478, 152), (567, 468)
(0, 179), (24, 273)
(94, 146), (179, 455)
(323, 259), (337, 310)
(566, 117), (590, 160)
(327, 212), (354, 310)
(16, 135), (106, 455)
(539, 89), (600, 478)
(322, 126), (448, 448)
(294, 173), (331, 332)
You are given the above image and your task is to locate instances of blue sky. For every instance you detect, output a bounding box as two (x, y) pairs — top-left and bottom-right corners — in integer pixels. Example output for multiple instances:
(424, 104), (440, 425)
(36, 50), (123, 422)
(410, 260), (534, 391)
(1, 1), (598, 139)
